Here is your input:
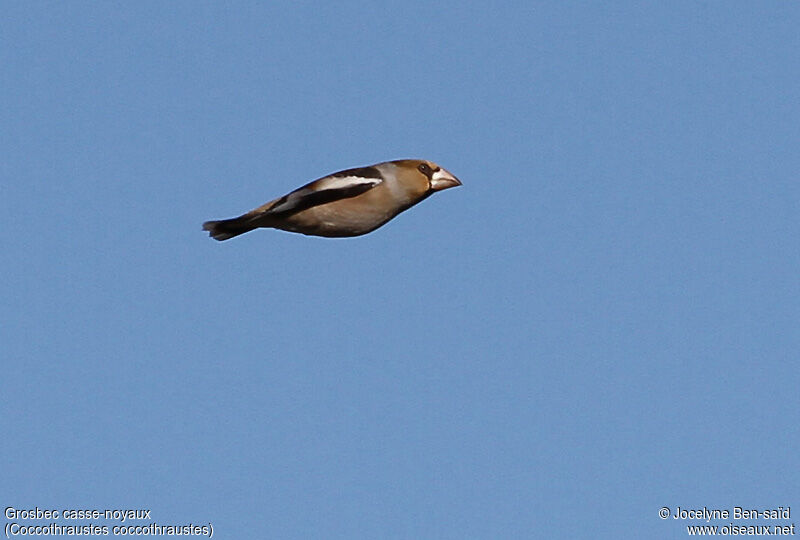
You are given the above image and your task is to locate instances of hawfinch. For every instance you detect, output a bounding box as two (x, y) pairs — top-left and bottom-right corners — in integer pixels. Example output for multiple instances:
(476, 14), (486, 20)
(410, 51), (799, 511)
(203, 159), (461, 240)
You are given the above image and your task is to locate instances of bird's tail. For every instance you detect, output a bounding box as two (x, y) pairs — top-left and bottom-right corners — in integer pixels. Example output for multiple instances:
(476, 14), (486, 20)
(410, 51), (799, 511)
(202, 216), (258, 241)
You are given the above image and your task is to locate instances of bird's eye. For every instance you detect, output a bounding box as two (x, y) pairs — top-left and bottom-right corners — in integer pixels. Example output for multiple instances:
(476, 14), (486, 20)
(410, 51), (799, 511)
(418, 163), (432, 176)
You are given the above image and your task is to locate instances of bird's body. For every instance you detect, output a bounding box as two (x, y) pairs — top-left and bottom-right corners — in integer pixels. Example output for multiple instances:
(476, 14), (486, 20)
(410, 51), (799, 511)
(203, 159), (461, 240)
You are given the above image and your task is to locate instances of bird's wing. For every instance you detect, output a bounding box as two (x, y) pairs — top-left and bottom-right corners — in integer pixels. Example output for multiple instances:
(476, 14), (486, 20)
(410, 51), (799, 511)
(267, 167), (384, 215)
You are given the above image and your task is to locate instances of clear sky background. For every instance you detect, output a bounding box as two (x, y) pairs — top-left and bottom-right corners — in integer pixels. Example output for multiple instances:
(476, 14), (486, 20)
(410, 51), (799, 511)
(2, 2), (799, 539)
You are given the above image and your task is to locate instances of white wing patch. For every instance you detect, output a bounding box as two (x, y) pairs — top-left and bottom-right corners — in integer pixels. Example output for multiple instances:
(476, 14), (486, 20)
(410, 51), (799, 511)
(269, 175), (382, 214)
(315, 175), (382, 191)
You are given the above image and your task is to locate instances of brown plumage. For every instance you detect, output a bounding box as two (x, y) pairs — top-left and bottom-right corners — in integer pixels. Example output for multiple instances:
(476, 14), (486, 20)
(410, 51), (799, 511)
(203, 159), (461, 240)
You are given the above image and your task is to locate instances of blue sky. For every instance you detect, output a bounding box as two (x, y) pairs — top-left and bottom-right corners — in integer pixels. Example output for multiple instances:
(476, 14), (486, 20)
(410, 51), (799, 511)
(2, 2), (798, 538)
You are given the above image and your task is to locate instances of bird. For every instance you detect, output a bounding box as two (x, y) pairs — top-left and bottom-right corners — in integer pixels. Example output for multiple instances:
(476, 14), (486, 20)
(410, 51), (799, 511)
(202, 159), (461, 240)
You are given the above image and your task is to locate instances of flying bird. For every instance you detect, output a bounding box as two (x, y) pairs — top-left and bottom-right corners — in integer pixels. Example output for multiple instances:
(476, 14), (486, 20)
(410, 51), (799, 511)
(203, 159), (461, 240)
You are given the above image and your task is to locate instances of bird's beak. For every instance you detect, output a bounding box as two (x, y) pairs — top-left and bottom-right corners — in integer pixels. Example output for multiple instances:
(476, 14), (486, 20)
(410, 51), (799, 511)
(430, 168), (462, 191)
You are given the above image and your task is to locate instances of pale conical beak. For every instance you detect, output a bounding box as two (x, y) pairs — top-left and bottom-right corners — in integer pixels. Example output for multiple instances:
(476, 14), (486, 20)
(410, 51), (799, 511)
(430, 168), (462, 191)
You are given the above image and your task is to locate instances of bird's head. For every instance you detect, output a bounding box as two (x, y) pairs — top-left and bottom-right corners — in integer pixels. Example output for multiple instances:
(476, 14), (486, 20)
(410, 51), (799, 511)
(394, 159), (462, 192)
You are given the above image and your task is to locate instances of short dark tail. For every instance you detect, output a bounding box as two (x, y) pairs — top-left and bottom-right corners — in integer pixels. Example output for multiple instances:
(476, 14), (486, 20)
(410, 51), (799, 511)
(202, 216), (257, 241)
